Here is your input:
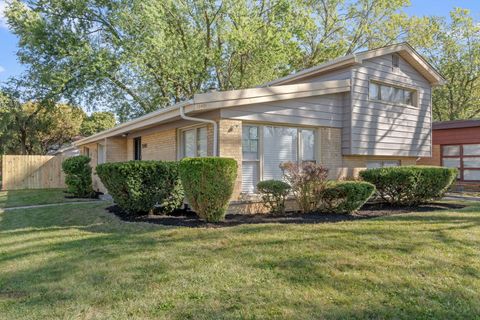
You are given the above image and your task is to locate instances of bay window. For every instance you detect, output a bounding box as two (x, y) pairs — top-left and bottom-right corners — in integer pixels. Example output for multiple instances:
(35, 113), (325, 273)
(181, 126), (207, 158)
(241, 125), (316, 193)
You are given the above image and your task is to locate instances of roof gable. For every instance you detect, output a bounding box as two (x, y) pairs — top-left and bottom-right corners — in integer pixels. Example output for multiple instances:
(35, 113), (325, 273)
(264, 43), (445, 87)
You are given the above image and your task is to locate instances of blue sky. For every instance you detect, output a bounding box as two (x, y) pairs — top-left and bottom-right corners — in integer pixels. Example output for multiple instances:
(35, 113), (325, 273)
(0, 0), (479, 83)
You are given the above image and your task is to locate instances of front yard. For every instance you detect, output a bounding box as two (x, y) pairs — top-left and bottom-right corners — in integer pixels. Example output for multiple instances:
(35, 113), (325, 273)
(1, 190), (479, 319)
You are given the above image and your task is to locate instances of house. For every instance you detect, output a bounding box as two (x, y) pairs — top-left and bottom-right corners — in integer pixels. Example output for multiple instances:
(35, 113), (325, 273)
(74, 43), (445, 211)
(417, 119), (480, 191)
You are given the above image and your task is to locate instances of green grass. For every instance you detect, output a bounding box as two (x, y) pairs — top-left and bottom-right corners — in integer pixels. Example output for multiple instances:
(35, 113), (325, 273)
(0, 189), (94, 208)
(0, 197), (480, 319)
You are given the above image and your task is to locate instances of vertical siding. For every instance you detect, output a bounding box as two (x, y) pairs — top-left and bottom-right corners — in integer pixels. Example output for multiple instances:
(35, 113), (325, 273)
(348, 54), (432, 157)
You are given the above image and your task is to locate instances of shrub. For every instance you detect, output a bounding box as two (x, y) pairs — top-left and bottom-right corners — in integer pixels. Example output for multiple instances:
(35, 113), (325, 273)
(257, 180), (291, 214)
(96, 161), (183, 215)
(280, 161), (329, 213)
(319, 181), (375, 214)
(359, 166), (457, 206)
(179, 157), (237, 222)
(62, 155), (94, 198)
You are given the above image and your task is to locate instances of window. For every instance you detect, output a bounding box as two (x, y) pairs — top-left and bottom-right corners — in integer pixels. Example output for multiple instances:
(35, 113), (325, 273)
(442, 144), (480, 181)
(97, 144), (105, 165)
(369, 81), (416, 106)
(84, 147), (90, 157)
(134, 137), (142, 160)
(242, 126), (260, 193)
(392, 54), (400, 68)
(241, 125), (316, 193)
(181, 126), (208, 158)
(366, 160), (400, 169)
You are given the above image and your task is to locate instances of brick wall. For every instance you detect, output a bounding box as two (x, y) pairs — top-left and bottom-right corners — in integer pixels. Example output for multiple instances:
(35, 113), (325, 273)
(106, 137), (127, 163)
(218, 119), (243, 200)
(417, 144), (441, 166)
(141, 129), (177, 161)
(340, 155), (418, 179)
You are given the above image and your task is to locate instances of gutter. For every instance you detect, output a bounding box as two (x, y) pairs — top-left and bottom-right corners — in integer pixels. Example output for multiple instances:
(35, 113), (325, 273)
(180, 104), (218, 156)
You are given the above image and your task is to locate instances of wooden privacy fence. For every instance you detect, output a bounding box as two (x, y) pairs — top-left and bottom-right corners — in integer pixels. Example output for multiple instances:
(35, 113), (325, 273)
(1, 155), (66, 190)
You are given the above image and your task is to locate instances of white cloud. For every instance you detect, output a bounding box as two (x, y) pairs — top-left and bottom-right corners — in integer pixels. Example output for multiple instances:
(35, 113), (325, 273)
(0, 65), (5, 73)
(0, 1), (8, 29)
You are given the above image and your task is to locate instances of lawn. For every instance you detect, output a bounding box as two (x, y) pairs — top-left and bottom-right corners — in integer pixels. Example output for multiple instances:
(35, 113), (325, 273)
(0, 192), (479, 319)
(0, 188), (94, 208)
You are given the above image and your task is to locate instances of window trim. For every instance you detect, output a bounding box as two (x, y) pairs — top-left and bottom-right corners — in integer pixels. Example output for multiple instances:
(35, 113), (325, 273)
(368, 80), (417, 107)
(133, 137), (142, 160)
(442, 143), (480, 182)
(240, 123), (317, 194)
(179, 124), (208, 159)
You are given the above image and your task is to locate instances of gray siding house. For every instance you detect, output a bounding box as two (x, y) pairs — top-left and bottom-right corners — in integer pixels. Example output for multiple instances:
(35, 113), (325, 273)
(75, 43), (445, 208)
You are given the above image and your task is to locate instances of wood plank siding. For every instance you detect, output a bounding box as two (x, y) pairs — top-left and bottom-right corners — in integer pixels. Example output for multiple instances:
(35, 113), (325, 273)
(347, 54), (432, 157)
(220, 93), (346, 128)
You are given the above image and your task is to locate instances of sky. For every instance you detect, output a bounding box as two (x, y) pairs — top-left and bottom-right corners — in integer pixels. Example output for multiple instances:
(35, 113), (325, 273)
(0, 0), (479, 83)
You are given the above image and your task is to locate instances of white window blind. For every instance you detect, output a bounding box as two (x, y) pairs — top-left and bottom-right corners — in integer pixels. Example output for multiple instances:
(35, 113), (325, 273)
(182, 127), (207, 158)
(242, 126), (259, 193)
(263, 126), (297, 180)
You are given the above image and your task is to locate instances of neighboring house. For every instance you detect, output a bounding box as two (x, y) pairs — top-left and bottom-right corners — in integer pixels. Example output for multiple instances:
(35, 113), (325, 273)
(74, 43), (445, 210)
(417, 120), (480, 191)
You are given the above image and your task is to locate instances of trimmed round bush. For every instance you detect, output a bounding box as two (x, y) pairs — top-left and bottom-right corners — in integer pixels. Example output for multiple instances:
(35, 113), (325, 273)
(62, 155), (94, 198)
(96, 161), (183, 215)
(319, 181), (375, 214)
(257, 180), (291, 214)
(359, 166), (457, 206)
(179, 157), (237, 222)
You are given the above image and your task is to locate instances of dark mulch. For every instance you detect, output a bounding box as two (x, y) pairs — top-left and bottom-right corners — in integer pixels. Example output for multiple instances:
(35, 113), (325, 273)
(106, 202), (465, 228)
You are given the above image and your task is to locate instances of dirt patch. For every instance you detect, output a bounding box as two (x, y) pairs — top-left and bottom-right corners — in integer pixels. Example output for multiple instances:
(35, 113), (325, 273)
(106, 202), (466, 228)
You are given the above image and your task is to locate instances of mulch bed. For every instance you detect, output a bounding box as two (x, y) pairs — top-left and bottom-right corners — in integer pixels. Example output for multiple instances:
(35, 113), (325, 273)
(106, 202), (465, 228)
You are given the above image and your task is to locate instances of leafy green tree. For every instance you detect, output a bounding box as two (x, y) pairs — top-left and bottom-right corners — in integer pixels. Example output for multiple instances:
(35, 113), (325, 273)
(0, 91), (85, 155)
(80, 112), (116, 136)
(5, 0), (431, 120)
(421, 9), (480, 121)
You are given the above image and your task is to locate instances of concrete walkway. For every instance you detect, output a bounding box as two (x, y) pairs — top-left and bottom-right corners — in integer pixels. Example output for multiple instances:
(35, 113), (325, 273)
(2, 200), (106, 211)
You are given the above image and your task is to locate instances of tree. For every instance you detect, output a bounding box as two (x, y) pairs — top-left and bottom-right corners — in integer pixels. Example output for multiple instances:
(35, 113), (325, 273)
(80, 112), (116, 136)
(5, 0), (430, 120)
(0, 91), (85, 155)
(421, 9), (480, 121)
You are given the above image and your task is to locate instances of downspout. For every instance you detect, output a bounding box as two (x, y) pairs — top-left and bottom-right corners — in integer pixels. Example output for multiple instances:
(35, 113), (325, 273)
(180, 104), (218, 156)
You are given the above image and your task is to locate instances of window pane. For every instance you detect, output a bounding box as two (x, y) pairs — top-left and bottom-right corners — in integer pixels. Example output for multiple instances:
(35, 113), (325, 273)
(404, 90), (413, 105)
(463, 157), (480, 168)
(369, 83), (379, 100)
(463, 144), (480, 156)
(443, 158), (460, 168)
(300, 129), (315, 161)
(197, 127), (207, 157)
(380, 85), (393, 102)
(393, 88), (404, 104)
(242, 161), (259, 193)
(383, 160), (400, 167)
(183, 130), (195, 158)
(464, 170), (480, 181)
(97, 144), (105, 164)
(263, 126), (297, 180)
(366, 161), (382, 169)
(249, 126), (258, 139)
(442, 145), (460, 156)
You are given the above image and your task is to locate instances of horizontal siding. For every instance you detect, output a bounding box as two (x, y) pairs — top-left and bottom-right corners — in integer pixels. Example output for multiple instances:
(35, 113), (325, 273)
(342, 92), (352, 154)
(349, 53), (432, 157)
(221, 93), (345, 128)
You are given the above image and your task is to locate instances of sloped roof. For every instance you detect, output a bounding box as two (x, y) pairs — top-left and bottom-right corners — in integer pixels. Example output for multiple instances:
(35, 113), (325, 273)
(262, 42), (446, 87)
(433, 119), (480, 130)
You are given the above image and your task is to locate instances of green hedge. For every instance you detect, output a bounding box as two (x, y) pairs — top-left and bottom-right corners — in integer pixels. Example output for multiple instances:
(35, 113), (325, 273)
(319, 181), (375, 214)
(96, 161), (183, 215)
(179, 157), (237, 222)
(359, 166), (457, 206)
(257, 180), (291, 214)
(62, 155), (94, 198)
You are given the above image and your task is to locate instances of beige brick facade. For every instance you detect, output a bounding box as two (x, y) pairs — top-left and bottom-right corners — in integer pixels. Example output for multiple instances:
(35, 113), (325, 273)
(218, 119), (243, 200)
(141, 129), (177, 161)
(106, 137), (127, 163)
(340, 155), (418, 179)
(417, 144), (441, 166)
